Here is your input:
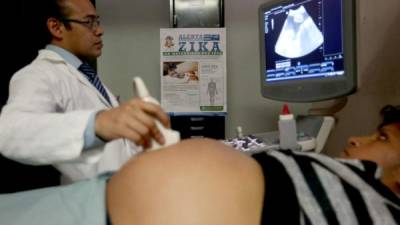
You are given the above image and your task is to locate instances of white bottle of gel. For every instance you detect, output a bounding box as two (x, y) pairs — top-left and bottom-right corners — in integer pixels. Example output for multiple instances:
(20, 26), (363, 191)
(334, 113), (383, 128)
(278, 104), (300, 150)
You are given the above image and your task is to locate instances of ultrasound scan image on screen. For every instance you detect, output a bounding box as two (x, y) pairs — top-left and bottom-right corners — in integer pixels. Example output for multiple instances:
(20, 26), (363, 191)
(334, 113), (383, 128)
(264, 0), (344, 82)
(275, 5), (323, 58)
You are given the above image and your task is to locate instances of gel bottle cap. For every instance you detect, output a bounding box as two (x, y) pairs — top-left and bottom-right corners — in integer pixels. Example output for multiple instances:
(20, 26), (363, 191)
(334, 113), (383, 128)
(280, 104), (294, 120)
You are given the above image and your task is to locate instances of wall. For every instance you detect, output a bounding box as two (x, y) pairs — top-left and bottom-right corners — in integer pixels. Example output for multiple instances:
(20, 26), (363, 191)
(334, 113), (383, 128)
(97, 0), (170, 101)
(97, 0), (400, 156)
(324, 0), (400, 156)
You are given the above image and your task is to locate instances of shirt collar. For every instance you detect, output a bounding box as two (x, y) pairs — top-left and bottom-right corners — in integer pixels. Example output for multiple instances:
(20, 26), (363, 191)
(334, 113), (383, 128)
(46, 44), (82, 69)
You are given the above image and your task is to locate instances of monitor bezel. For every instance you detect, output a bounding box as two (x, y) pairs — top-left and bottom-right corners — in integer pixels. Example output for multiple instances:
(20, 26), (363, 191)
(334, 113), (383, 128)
(259, 0), (357, 102)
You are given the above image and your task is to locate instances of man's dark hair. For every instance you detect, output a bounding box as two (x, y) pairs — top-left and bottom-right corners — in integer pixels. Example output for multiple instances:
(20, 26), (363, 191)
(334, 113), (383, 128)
(44, 0), (70, 20)
(379, 105), (400, 128)
(42, 0), (71, 43)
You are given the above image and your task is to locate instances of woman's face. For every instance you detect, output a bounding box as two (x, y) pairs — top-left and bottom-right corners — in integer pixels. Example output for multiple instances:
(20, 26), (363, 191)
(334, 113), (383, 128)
(342, 123), (400, 170)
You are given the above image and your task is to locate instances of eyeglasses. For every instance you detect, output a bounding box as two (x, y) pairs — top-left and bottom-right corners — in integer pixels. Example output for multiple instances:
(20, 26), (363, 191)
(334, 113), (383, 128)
(60, 16), (101, 31)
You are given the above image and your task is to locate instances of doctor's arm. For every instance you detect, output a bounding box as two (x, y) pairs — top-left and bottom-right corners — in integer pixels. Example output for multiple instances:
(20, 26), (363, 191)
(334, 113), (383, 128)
(94, 98), (170, 149)
(0, 66), (170, 164)
(0, 70), (97, 164)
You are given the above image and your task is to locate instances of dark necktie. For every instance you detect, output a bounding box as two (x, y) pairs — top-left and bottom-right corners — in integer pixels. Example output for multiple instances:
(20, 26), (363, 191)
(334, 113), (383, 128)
(78, 63), (111, 104)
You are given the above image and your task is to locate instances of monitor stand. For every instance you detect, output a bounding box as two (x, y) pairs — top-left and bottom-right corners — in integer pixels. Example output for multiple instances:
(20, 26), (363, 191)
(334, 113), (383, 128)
(252, 98), (345, 153)
(296, 97), (347, 152)
(250, 115), (334, 153)
(296, 115), (335, 153)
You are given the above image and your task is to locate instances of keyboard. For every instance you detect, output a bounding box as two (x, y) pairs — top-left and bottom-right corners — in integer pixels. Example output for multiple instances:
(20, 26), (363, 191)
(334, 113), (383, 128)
(222, 131), (315, 155)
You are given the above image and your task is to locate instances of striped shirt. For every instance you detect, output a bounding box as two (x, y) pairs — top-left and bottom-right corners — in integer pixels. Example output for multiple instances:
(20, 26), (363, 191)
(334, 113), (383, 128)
(253, 150), (400, 225)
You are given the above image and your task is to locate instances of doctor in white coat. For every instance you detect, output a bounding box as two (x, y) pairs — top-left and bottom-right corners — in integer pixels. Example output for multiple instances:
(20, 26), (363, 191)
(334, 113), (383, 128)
(0, 0), (170, 183)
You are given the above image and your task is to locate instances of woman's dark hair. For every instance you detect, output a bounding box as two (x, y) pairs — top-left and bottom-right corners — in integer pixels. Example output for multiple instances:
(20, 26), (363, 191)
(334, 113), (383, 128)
(379, 105), (400, 128)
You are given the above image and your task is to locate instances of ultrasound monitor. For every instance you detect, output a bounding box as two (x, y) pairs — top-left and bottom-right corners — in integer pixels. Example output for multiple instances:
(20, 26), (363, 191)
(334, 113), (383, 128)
(259, 0), (357, 102)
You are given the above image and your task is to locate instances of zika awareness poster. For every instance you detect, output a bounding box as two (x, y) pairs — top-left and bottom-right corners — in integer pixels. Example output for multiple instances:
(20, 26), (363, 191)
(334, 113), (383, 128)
(160, 28), (227, 114)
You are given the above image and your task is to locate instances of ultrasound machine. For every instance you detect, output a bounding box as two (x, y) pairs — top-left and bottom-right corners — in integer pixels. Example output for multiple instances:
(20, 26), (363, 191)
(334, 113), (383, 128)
(223, 0), (357, 154)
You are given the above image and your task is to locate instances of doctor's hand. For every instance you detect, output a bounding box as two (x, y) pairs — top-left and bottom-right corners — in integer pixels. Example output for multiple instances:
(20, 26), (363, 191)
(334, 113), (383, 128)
(94, 98), (171, 148)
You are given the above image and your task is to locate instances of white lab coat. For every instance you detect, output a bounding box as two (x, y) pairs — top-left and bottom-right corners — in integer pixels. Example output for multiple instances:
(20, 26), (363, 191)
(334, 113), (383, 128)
(0, 49), (139, 183)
